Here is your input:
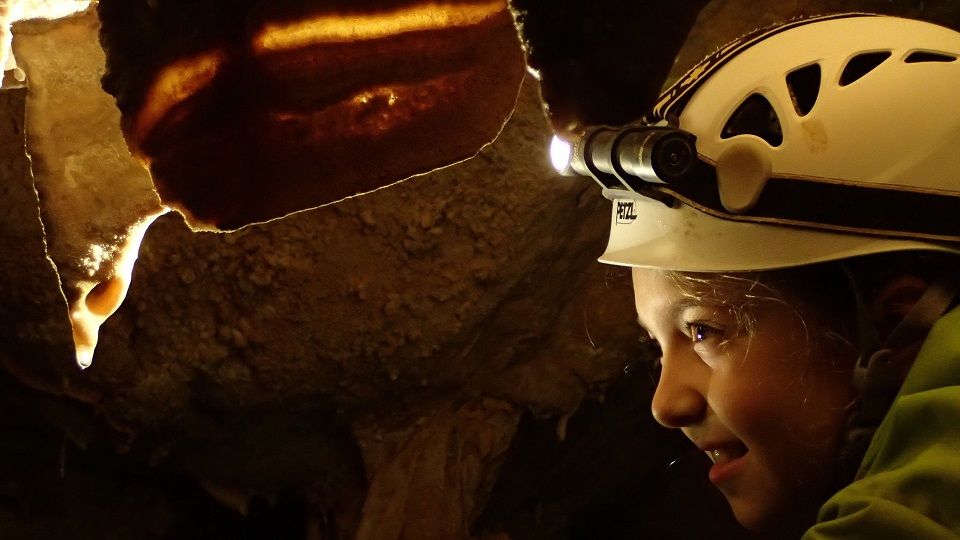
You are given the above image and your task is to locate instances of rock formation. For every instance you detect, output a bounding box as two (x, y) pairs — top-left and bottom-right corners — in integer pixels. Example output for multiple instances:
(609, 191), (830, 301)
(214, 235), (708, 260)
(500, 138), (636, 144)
(4, 1), (956, 538)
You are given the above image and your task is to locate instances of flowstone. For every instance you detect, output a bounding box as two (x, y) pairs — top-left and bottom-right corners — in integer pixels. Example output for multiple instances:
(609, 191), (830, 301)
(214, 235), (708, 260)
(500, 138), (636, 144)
(13, 8), (163, 369)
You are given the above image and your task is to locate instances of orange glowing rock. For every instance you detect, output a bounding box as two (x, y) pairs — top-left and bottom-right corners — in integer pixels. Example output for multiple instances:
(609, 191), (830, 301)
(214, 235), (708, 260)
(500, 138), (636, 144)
(99, 0), (526, 230)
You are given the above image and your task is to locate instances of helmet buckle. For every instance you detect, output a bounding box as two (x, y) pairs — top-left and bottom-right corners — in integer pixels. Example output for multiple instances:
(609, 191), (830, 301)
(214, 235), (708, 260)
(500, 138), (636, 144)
(715, 140), (771, 213)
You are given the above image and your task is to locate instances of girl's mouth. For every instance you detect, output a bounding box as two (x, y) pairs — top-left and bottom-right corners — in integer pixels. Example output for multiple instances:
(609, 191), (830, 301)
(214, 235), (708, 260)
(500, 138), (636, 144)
(705, 443), (749, 484)
(706, 443), (747, 465)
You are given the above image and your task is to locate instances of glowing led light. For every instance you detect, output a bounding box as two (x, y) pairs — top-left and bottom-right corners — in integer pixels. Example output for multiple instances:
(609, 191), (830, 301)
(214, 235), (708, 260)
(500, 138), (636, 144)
(254, 0), (504, 52)
(549, 135), (573, 173)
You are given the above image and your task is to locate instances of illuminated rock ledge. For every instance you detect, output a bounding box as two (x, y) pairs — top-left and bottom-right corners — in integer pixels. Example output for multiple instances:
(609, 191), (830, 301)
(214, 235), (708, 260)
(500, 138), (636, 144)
(13, 7), (163, 368)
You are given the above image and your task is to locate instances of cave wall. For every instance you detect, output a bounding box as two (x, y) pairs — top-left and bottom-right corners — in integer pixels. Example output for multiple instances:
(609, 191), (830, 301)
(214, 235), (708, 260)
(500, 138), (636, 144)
(1, 9), (659, 535)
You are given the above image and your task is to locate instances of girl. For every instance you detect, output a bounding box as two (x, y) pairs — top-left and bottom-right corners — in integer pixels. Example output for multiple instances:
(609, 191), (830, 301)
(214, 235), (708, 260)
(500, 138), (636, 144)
(558, 13), (960, 538)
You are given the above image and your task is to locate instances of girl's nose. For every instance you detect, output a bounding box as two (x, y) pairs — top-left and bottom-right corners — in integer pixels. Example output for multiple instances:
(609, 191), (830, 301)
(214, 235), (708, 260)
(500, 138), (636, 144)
(650, 350), (706, 428)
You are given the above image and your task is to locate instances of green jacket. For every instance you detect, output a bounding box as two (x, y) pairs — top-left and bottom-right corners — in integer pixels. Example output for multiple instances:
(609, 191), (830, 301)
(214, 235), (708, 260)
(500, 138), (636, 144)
(805, 306), (960, 539)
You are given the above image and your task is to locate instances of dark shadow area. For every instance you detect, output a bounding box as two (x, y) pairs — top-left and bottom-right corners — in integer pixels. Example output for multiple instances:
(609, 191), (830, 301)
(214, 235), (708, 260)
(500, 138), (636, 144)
(476, 368), (752, 540)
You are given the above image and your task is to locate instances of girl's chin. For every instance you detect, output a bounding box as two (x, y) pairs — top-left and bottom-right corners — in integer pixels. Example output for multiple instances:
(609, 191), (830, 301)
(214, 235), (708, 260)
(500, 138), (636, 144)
(729, 500), (773, 532)
(720, 480), (787, 532)
(727, 494), (818, 536)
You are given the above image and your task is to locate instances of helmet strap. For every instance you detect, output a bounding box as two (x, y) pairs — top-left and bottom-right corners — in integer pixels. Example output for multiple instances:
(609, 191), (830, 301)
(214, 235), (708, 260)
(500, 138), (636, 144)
(839, 276), (959, 484)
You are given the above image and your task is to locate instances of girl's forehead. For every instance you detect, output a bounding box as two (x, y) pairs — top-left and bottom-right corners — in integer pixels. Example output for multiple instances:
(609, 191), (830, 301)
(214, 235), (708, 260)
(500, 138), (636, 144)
(631, 270), (707, 329)
(631, 267), (727, 302)
(631, 268), (683, 305)
(633, 267), (775, 304)
(631, 267), (766, 329)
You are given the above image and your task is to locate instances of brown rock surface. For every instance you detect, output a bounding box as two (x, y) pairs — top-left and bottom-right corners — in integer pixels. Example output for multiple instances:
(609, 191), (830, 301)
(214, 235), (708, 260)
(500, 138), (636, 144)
(2, 5), (654, 535)
(0, 80), (75, 390)
(0, 68), (651, 537)
(83, 76), (628, 500)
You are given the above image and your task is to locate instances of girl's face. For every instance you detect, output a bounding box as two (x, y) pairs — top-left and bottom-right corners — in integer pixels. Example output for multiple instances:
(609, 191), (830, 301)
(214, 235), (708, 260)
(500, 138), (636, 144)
(632, 268), (855, 532)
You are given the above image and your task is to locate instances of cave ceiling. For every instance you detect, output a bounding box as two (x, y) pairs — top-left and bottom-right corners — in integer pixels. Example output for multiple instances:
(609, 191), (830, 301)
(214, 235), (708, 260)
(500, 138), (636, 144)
(2, 1), (959, 538)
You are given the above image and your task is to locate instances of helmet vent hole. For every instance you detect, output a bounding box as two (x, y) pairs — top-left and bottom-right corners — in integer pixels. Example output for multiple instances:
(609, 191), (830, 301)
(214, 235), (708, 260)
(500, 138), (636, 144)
(904, 51), (957, 63)
(721, 94), (782, 147)
(840, 51), (892, 86)
(785, 63), (821, 117)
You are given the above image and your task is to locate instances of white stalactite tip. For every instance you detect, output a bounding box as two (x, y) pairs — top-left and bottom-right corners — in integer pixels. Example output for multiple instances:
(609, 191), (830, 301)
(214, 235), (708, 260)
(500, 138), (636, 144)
(68, 209), (167, 369)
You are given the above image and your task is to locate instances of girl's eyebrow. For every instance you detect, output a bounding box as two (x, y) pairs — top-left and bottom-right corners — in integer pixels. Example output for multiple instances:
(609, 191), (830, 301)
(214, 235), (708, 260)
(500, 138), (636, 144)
(636, 298), (706, 336)
(671, 298), (703, 316)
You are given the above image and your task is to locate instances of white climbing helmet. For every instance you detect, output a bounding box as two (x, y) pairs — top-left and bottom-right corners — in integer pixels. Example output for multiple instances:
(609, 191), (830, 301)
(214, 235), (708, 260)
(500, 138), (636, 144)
(571, 14), (960, 272)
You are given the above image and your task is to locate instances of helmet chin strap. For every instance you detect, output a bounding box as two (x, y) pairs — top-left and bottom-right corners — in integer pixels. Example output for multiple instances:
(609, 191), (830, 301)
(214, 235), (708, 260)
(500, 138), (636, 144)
(839, 275), (959, 483)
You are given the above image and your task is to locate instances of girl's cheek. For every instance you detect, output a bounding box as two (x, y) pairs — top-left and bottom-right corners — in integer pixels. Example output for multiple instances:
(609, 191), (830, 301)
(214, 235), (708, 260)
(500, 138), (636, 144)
(727, 384), (781, 435)
(712, 359), (791, 437)
(713, 374), (762, 417)
(693, 345), (729, 367)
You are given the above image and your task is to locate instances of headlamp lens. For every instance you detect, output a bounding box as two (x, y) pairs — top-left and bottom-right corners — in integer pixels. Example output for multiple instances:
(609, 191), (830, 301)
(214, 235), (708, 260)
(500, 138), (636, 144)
(549, 135), (573, 174)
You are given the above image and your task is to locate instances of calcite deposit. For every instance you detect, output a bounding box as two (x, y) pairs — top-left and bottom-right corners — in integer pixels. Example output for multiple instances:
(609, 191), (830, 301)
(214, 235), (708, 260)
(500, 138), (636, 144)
(0, 1), (91, 85)
(13, 8), (163, 369)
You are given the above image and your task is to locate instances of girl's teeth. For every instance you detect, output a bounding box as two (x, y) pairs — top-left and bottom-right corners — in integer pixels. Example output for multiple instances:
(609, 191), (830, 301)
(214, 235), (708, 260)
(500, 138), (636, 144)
(707, 447), (742, 465)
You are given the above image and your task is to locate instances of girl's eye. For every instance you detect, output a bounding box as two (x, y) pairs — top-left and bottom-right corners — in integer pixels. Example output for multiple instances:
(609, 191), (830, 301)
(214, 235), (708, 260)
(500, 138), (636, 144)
(685, 322), (722, 344)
